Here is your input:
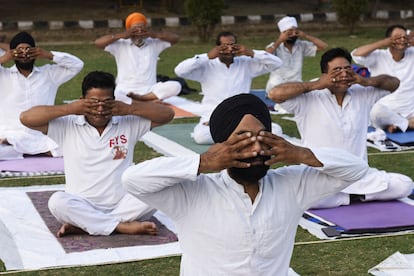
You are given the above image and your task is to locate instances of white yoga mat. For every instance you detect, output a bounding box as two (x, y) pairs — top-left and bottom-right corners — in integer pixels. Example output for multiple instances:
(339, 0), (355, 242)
(0, 185), (180, 271)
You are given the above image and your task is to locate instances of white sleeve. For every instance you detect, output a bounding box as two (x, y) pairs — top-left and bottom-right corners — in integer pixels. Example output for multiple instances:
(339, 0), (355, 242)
(49, 51), (84, 84)
(248, 50), (282, 77)
(294, 147), (369, 209)
(174, 54), (209, 82)
(122, 155), (201, 219)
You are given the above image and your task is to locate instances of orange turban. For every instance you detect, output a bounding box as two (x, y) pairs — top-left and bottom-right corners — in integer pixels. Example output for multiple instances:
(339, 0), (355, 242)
(125, 12), (147, 29)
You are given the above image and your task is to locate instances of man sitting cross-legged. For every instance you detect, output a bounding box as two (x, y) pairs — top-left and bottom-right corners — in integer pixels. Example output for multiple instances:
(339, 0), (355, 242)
(20, 71), (174, 237)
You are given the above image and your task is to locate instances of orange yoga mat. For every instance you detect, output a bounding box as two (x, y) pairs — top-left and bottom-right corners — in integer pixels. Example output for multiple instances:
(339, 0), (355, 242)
(166, 103), (199, 118)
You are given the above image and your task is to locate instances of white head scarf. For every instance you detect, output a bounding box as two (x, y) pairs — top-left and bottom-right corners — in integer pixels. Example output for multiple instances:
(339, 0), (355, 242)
(277, 16), (298, 32)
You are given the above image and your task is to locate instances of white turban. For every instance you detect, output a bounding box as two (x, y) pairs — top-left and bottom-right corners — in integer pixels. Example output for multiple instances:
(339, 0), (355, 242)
(277, 16), (298, 32)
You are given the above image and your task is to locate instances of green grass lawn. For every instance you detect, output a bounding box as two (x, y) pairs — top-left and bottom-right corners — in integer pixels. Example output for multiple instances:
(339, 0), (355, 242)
(2, 26), (414, 275)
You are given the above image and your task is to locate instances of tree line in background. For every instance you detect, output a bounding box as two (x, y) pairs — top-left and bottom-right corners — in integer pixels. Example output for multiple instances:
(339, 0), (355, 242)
(154, 0), (409, 40)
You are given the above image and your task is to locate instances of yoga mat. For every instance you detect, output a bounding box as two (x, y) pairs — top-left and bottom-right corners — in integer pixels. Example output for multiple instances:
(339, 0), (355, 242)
(0, 185), (181, 271)
(165, 103), (199, 119)
(0, 156), (64, 172)
(250, 89), (276, 111)
(308, 200), (414, 233)
(386, 130), (414, 146)
(27, 190), (178, 253)
(151, 123), (210, 154)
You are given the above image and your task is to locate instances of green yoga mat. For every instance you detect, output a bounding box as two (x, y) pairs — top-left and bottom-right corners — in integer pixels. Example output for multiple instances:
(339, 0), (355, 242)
(151, 123), (210, 154)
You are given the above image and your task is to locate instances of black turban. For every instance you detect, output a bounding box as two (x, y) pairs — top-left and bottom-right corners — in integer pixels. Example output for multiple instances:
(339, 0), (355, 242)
(10, 31), (35, 49)
(209, 94), (272, 143)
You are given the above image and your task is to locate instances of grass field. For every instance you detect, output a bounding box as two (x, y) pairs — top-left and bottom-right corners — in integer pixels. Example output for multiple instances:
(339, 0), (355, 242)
(2, 26), (414, 275)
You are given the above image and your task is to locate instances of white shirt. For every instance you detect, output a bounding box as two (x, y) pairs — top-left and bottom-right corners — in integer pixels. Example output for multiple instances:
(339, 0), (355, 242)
(281, 85), (389, 161)
(174, 51), (282, 120)
(0, 51), (84, 154)
(48, 115), (151, 210)
(352, 48), (414, 117)
(123, 149), (368, 275)
(266, 40), (317, 91)
(105, 38), (170, 99)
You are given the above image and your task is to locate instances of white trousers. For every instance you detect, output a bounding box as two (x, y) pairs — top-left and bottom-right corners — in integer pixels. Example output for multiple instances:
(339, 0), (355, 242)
(116, 81), (182, 104)
(48, 191), (155, 235)
(370, 102), (414, 132)
(312, 172), (413, 209)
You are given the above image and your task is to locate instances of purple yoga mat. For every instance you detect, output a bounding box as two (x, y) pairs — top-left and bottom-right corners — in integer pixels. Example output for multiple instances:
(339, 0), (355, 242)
(308, 200), (414, 230)
(0, 157), (64, 172)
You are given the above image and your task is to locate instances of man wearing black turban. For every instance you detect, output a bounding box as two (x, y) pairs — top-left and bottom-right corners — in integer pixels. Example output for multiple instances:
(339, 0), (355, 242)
(0, 31), (84, 160)
(123, 93), (369, 275)
(8, 31), (37, 72)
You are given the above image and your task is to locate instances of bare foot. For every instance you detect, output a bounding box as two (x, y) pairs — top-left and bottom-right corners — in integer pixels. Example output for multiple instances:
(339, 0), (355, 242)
(387, 125), (400, 133)
(127, 92), (158, 102)
(0, 138), (10, 145)
(116, 221), (158, 235)
(57, 223), (86, 237)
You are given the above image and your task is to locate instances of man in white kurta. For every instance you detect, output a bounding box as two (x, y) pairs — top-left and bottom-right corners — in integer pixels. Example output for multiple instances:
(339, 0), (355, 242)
(20, 71), (175, 236)
(174, 31), (282, 144)
(123, 93), (369, 275)
(95, 12), (181, 104)
(265, 16), (328, 93)
(0, 31), (84, 160)
(351, 24), (414, 132)
(269, 48), (413, 208)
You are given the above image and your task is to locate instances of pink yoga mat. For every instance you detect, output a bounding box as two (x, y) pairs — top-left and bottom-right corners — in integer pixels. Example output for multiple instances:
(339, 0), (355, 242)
(0, 157), (64, 172)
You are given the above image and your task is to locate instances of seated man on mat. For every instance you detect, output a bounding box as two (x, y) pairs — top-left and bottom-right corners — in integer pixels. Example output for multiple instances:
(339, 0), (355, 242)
(351, 24), (414, 133)
(0, 31), (84, 160)
(94, 12), (181, 104)
(269, 48), (413, 208)
(122, 93), (369, 275)
(174, 31), (283, 145)
(20, 71), (174, 237)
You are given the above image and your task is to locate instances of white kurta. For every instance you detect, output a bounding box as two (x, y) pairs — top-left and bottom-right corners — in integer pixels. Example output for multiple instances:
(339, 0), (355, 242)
(47, 115), (154, 235)
(105, 38), (179, 103)
(266, 40), (317, 92)
(280, 86), (410, 195)
(174, 50), (282, 121)
(123, 149), (368, 275)
(352, 48), (414, 126)
(0, 51), (84, 158)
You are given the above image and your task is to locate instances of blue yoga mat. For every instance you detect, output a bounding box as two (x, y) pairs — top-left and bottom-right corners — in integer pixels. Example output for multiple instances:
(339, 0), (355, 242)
(386, 130), (414, 146)
(250, 90), (275, 111)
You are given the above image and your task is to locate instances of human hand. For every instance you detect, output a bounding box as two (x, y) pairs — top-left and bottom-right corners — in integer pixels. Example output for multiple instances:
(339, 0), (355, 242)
(26, 47), (53, 60)
(207, 45), (222, 59)
(258, 131), (322, 167)
(390, 33), (409, 48)
(324, 65), (354, 88)
(71, 98), (113, 117)
(232, 44), (253, 57)
(199, 132), (258, 173)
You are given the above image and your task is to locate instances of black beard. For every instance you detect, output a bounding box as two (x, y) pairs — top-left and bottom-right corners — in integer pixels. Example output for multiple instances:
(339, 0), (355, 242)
(15, 60), (34, 71)
(228, 156), (270, 183)
(286, 37), (298, 45)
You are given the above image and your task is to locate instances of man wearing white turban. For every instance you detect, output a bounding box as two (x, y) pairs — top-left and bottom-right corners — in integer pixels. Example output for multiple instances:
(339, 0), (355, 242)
(265, 16), (328, 94)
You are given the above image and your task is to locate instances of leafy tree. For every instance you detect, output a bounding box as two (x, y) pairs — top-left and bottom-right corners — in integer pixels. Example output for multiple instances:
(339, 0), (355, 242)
(332, 0), (368, 34)
(184, 0), (224, 42)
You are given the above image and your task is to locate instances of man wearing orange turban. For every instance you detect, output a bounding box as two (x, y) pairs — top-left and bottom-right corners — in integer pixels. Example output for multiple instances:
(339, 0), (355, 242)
(125, 12), (147, 30)
(94, 12), (181, 103)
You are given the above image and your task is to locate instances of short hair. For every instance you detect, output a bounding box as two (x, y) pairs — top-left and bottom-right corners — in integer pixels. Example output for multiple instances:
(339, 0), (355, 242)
(215, 31), (237, 46)
(385, 24), (407, 37)
(81, 71), (116, 97)
(320, 48), (352, 73)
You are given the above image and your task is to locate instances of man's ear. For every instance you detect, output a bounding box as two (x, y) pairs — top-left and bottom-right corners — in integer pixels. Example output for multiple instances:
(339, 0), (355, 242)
(79, 96), (84, 99)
